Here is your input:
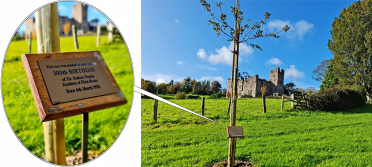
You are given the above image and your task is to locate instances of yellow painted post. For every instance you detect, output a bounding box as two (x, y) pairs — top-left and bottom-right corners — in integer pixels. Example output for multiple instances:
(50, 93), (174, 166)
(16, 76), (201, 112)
(50, 3), (67, 165)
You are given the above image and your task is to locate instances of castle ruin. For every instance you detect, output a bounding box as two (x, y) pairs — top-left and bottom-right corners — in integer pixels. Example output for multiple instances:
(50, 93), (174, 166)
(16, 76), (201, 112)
(25, 3), (90, 39)
(227, 67), (285, 97)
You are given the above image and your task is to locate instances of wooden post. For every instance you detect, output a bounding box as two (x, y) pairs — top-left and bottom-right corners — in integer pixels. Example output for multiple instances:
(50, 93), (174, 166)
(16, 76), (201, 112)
(281, 95), (284, 111)
(262, 95), (266, 113)
(153, 99), (158, 121)
(82, 113), (89, 163)
(38, 6), (55, 163)
(201, 97), (205, 116)
(228, 0), (240, 166)
(107, 23), (113, 43)
(28, 32), (32, 53)
(227, 98), (231, 115)
(96, 25), (101, 47)
(35, 10), (44, 53)
(50, 3), (67, 165)
(290, 94), (294, 109)
(72, 24), (79, 50)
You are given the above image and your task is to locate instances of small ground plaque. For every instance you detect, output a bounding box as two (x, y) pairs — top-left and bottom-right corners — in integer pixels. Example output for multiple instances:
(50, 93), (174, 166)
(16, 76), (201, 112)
(227, 126), (244, 138)
(22, 51), (127, 122)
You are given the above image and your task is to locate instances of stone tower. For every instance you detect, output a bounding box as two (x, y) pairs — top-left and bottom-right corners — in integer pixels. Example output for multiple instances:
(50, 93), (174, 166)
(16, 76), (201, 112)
(269, 67), (285, 95)
(72, 3), (89, 35)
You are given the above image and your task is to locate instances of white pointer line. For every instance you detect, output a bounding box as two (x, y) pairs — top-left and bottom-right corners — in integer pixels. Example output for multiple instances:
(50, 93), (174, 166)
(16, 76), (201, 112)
(134, 86), (226, 127)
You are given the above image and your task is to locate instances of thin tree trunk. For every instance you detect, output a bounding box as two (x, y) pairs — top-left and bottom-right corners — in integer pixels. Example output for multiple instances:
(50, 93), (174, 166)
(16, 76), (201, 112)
(228, 0), (240, 166)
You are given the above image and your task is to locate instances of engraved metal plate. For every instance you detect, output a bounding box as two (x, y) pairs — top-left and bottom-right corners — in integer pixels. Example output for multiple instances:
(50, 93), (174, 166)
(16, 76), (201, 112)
(227, 126), (244, 138)
(38, 57), (117, 104)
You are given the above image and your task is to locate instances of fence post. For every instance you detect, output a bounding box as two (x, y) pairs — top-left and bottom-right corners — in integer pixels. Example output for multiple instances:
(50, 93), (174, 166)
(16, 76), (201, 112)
(281, 95), (284, 111)
(201, 97), (205, 116)
(72, 24), (79, 50)
(290, 94), (294, 109)
(107, 23), (113, 43)
(262, 95), (266, 113)
(153, 99), (158, 121)
(28, 32), (32, 53)
(96, 25), (101, 47)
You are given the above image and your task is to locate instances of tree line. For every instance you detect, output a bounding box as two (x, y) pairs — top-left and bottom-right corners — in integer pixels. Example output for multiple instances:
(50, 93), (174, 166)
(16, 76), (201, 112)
(141, 77), (226, 96)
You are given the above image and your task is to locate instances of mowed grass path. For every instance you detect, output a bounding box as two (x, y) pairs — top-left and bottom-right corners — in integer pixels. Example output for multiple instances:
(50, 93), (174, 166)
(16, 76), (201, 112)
(142, 98), (372, 167)
(2, 36), (133, 157)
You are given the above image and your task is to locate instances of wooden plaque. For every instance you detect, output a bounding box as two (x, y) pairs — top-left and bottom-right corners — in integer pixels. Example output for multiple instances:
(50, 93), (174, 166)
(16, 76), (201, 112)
(22, 51), (127, 122)
(227, 126), (244, 138)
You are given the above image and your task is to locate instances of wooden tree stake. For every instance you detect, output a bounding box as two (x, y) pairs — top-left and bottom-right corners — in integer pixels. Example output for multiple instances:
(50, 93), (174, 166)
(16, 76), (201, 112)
(290, 94), (294, 109)
(227, 98), (231, 115)
(107, 23), (113, 43)
(72, 24), (79, 50)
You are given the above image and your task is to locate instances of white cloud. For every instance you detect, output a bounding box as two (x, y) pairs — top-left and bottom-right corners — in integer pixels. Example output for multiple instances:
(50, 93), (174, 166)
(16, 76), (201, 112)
(200, 76), (225, 83)
(266, 57), (283, 66)
(285, 65), (305, 79)
(174, 19), (180, 23)
(197, 42), (254, 65)
(267, 19), (314, 41)
(197, 49), (207, 60)
(156, 78), (165, 84)
(142, 73), (183, 85)
(176, 61), (185, 65)
(196, 64), (217, 71)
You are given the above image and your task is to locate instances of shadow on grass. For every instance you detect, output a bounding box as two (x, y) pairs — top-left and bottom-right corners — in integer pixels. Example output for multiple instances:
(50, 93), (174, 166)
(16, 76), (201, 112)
(316, 103), (372, 114)
(141, 94), (175, 100)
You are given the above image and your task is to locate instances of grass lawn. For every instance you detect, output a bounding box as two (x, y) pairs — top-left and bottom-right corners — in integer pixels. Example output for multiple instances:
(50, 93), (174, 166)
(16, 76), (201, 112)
(2, 35), (133, 157)
(142, 98), (372, 166)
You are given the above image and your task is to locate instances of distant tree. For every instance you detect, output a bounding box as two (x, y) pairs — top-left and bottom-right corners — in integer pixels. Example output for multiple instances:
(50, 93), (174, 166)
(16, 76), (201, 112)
(12, 32), (23, 41)
(320, 62), (339, 90)
(63, 22), (71, 36)
(192, 81), (203, 94)
(182, 77), (193, 93)
(312, 60), (330, 82)
(201, 80), (211, 95)
(285, 82), (296, 93)
(90, 18), (99, 32)
(221, 88), (227, 96)
(144, 80), (156, 94)
(242, 72), (250, 79)
(169, 79), (174, 85)
(141, 78), (147, 90)
(328, 0), (372, 100)
(156, 83), (169, 94)
(211, 80), (222, 94)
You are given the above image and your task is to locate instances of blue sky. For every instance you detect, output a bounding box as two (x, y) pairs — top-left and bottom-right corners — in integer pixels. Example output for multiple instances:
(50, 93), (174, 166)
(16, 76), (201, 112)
(142, 0), (358, 89)
(18, 1), (110, 34)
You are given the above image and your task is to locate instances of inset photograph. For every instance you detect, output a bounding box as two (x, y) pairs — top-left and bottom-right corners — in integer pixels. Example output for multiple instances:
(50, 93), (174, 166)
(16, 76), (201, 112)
(2, 1), (133, 165)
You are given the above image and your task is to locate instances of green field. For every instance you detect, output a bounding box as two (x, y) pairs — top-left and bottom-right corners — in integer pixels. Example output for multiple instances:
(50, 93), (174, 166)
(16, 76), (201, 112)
(2, 35), (133, 157)
(142, 98), (372, 166)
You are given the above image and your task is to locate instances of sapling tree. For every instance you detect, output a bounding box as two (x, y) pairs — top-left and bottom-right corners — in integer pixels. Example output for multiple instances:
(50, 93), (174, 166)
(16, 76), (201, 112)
(200, 0), (290, 166)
